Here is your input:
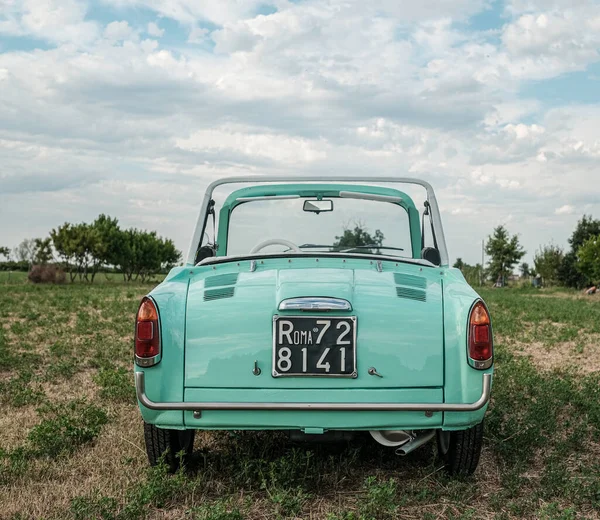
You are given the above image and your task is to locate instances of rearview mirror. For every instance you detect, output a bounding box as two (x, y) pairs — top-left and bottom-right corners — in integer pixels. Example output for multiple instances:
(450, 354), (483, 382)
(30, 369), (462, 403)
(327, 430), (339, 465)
(303, 199), (333, 213)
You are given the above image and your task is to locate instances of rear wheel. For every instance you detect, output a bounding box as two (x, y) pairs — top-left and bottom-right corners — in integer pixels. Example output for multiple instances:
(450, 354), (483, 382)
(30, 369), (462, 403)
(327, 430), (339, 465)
(143, 422), (195, 472)
(437, 420), (484, 476)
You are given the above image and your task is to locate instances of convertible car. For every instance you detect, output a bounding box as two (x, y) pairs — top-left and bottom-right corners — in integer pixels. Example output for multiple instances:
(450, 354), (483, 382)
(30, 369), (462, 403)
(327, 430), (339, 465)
(134, 176), (493, 476)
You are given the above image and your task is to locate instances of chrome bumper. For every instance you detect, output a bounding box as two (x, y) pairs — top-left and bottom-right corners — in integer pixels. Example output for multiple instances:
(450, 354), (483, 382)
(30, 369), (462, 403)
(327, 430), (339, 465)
(135, 372), (491, 413)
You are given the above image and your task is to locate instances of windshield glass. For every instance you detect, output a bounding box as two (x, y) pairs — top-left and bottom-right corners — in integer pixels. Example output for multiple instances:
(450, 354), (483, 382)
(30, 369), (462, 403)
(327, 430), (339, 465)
(226, 197), (413, 258)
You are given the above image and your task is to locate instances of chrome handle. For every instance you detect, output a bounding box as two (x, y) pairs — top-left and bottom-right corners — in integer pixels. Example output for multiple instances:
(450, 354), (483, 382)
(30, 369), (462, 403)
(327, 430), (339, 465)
(368, 367), (383, 378)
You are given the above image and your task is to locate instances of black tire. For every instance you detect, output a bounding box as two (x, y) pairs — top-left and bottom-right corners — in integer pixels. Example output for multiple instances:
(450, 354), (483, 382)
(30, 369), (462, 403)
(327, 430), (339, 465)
(437, 420), (484, 476)
(143, 421), (195, 472)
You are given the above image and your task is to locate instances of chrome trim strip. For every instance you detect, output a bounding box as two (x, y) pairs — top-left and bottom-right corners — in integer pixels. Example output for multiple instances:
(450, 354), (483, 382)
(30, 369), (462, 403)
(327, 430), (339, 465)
(237, 195), (301, 202)
(198, 252), (435, 268)
(135, 372), (492, 412)
(135, 354), (160, 368)
(338, 191), (403, 203)
(186, 176), (450, 267)
(278, 297), (352, 311)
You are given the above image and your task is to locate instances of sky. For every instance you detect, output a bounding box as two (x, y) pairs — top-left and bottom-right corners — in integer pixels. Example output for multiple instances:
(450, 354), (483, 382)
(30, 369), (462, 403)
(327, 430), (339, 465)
(1, 0), (599, 266)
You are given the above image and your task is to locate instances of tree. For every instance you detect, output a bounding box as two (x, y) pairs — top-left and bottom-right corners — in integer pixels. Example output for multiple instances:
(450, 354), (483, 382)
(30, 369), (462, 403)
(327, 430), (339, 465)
(13, 239), (37, 264)
(332, 223), (384, 254)
(115, 229), (181, 282)
(0, 246), (10, 260)
(485, 226), (526, 285)
(463, 263), (484, 287)
(577, 236), (600, 284)
(50, 223), (98, 282)
(89, 215), (126, 282)
(520, 262), (531, 278)
(558, 215), (600, 288)
(569, 215), (600, 252)
(533, 244), (563, 286)
(51, 223), (78, 280)
(33, 238), (53, 265)
(453, 258), (465, 270)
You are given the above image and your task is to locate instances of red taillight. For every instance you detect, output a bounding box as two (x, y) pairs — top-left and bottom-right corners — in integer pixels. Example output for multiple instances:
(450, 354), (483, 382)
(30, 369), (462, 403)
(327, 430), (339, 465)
(135, 297), (160, 364)
(468, 301), (493, 368)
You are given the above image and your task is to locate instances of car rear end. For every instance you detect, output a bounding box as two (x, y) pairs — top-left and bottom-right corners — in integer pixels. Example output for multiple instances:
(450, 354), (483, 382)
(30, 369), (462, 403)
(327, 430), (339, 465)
(134, 177), (493, 475)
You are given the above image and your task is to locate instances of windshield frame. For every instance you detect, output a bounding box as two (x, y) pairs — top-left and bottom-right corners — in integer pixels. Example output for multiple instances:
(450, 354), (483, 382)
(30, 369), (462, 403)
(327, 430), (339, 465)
(222, 187), (418, 259)
(186, 176), (449, 266)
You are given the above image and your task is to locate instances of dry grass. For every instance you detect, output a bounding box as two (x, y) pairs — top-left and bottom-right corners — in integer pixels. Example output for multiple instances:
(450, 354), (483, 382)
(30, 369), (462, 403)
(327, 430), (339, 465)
(1, 405), (146, 519)
(504, 333), (600, 374)
(1, 283), (600, 519)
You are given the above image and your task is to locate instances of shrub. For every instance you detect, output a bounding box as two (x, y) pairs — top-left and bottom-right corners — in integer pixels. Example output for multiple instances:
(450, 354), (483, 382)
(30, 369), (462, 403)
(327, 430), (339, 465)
(0, 260), (29, 272)
(28, 265), (66, 284)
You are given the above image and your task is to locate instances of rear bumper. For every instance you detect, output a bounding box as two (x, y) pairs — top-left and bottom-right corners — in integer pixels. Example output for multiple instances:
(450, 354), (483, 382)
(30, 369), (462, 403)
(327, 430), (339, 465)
(135, 372), (491, 413)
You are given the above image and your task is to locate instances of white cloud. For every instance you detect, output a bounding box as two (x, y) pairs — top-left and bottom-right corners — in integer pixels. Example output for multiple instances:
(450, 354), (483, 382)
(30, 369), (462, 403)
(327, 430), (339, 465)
(555, 205), (575, 215)
(146, 21), (164, 38)
(103, 20), (136, 41)
(0, 0), (99, 45)
(1, 0), (600, 267)
(175, 127), (328, 164)
(501, 7), (600, 79)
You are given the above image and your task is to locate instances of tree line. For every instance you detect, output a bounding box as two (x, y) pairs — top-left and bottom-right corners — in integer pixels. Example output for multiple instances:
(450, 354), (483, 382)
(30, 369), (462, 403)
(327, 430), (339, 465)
(0, 215), (180, 282)
(453, 215), (600, 288)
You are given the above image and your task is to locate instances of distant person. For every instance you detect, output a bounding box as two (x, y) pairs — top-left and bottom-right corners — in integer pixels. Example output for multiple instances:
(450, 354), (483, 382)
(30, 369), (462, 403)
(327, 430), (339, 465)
(584, 286), (597, 295)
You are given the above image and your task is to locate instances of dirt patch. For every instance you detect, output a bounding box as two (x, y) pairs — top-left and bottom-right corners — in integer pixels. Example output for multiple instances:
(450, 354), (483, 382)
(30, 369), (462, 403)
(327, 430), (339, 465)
(40, 369), (98, 401)
(529, 291), (599, 302)
(507, 334), (600, 374)
(0, 405), (38, 450)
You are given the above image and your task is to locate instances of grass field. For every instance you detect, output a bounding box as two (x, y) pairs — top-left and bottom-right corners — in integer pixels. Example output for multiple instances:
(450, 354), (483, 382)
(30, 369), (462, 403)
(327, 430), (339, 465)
(1, 278), (599, 519)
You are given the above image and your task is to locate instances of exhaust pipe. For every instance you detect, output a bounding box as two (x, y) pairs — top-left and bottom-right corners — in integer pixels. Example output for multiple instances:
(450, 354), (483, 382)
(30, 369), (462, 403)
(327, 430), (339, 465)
(395, 430), (436, 456)
(369, 430), (413, 447)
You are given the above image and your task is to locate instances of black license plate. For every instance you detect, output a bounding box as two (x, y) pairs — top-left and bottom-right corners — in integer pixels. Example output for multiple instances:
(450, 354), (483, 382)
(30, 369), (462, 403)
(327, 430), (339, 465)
(272, 316), (357, 377)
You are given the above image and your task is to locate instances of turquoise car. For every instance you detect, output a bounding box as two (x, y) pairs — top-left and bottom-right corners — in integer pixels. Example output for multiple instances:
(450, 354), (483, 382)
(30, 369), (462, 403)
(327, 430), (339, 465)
(134, 176), (493, 476)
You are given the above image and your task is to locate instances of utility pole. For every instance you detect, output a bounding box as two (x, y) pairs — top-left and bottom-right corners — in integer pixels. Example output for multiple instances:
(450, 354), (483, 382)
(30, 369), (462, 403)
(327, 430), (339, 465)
(480, 239), (484, 286)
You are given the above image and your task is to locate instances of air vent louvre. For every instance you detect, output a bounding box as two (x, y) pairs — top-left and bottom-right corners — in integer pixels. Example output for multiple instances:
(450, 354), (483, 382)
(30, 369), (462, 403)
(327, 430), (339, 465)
(396, 286), (427, 302)
(204, 273), (239, 288)
(394, 273), (427, 289)
(204, 287), (235, 301)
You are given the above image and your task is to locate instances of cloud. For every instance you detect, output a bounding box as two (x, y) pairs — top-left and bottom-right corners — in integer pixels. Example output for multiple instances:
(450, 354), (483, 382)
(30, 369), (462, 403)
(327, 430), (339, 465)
(555, 205), (575, 215)
(1, 0), (600, 267)
(146, 21), (164, 38)
(0, 0), (99, 45)
(500, 6), (600, 79)
(104, 20), (136, 41)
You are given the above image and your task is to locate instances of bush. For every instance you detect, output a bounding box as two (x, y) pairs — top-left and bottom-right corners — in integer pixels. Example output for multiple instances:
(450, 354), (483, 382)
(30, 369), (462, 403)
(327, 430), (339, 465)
(28, 265), (66, 284)
(0, 261), (29, 272)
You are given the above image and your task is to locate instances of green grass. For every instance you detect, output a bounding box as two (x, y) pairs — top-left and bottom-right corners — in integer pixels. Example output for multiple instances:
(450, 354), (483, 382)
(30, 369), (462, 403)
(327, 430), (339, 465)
(0, 281), (599, 519)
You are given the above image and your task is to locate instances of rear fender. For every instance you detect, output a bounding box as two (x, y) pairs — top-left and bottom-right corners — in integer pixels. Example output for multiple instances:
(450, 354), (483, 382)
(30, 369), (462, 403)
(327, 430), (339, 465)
(443, 268), (493, 429)
(136, 267), (191, 429)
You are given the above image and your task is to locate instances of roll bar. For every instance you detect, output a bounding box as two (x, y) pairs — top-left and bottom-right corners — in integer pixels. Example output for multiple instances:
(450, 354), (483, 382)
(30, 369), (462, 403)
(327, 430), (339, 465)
(185, 176), (449, 267)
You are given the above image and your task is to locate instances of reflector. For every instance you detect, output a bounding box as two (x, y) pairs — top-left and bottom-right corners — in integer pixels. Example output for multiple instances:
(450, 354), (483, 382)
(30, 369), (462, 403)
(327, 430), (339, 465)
(137, 321), (153, 341)
(473, 324), (489, 344)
